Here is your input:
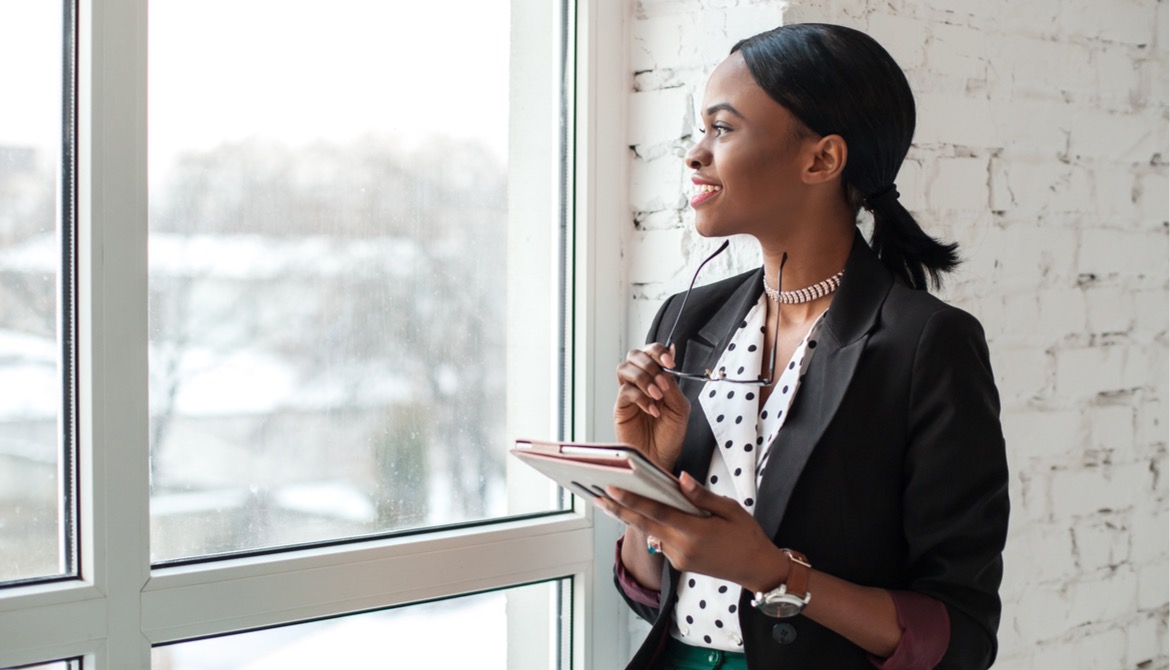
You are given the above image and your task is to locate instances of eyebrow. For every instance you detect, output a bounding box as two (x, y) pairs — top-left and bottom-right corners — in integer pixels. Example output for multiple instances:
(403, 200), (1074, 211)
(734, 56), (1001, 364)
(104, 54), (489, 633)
(704, 102), (745, 119)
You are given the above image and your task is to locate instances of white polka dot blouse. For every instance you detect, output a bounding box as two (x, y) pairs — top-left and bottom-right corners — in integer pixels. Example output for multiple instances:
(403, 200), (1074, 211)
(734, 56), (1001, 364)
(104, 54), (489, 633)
(670, 295), (826, 652)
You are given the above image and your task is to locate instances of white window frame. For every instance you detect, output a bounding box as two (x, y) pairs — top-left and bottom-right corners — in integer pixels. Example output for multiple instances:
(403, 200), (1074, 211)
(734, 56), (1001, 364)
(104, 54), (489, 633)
(0, 1), (631, 668)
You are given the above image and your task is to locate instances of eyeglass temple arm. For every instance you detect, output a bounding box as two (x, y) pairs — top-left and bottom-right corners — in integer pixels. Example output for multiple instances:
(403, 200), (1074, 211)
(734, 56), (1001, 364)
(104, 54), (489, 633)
(662, 240), (731, 348)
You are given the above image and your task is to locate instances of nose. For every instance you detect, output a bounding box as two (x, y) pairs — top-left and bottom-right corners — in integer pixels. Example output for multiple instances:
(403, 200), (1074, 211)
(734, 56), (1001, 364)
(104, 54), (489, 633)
(683, 133), (710, 170)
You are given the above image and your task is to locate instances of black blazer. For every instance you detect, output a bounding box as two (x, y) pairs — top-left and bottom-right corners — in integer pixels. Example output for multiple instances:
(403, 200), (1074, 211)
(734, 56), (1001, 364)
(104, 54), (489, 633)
(618, 234), (1009, 669)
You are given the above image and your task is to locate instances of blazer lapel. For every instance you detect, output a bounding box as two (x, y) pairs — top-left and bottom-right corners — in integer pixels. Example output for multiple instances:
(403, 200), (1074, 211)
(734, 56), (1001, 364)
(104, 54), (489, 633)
(673, 268), (764, 479)
(754, 234), (895, 540)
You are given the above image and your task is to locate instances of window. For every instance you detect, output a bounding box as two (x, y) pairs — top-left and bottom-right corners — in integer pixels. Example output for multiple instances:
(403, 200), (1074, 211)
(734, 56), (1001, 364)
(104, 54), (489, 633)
(0, 0), (77, 585)
(146, 0), (561, 564)
(0, 1), (630, 669)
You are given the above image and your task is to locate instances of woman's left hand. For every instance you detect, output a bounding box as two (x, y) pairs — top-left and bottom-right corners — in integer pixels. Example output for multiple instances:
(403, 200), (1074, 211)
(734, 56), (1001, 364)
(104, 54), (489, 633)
(600, 473), (788, 594)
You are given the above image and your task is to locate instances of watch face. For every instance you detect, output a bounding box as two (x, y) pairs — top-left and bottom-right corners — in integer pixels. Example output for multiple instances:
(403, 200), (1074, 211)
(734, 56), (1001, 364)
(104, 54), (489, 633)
(758, 594), (805, 618)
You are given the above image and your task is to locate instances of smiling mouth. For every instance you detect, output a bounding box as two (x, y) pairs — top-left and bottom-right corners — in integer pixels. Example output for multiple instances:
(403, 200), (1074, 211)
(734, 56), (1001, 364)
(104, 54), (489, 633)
(690, 183), (722, 206)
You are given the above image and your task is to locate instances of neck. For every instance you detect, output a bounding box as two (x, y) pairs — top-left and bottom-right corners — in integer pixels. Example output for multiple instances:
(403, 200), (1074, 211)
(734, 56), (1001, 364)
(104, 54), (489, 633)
(760, 229), (852, 292)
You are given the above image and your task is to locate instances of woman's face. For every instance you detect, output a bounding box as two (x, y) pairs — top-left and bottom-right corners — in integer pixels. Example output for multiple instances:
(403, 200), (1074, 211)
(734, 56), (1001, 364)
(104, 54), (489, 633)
(684, 52), (815, 240)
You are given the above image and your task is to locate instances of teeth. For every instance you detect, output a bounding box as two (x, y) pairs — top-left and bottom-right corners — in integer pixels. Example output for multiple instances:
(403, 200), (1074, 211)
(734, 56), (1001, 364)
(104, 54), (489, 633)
(695, 184), (722, 194)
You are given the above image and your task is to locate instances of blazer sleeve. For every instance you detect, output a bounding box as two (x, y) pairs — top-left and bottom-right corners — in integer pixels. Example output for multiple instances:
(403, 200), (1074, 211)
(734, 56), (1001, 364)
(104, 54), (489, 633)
(903, 306), (1009, 669)
(612, 294), (679, 622)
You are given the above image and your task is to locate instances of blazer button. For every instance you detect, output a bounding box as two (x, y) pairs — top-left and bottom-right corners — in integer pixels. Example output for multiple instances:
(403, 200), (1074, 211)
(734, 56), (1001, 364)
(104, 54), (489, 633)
(772, 623), (797, 645)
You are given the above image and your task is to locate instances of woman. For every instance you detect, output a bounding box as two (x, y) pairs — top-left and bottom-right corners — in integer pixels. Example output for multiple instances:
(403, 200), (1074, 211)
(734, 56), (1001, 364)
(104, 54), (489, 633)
(598, 24), (1009, 670)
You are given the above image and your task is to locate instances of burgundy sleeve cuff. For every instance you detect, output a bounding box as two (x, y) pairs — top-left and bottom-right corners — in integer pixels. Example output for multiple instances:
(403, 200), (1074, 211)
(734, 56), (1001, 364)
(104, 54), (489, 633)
(614, 535), (661, 609)
(868, 590), (951, 670)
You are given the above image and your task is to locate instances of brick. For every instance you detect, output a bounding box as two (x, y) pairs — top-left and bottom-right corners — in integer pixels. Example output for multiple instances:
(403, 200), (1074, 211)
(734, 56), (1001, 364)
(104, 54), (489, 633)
(1004, 523), (1079, 589)
(1018, 467), (1054, 523)
(635, 209), (684, 231)
(989, 101), (1074, 158)
(1067, 109), (1163, 164)
(926, 22), (991, 85)
(1073, 515), (1131, 571)
(1132, 288), (1170, 339)
(1037, 628), (1128, 669)
(1134, 398), (1168, 452)
(1057, 0), (1159, 45)
(992, 346), (1052, 405)
(1078, 228), (1167, 281)
(1065, 569), (1139, 626)
(1084, 287), (1135, 335)
(1002, 407), (1084, 462)
(894, 158), (928, 212)
(1013, 583), (1074, 641)
(632, 14), (685, 72)
(1050, 462), (1149, 516)
(675, 10), (747, 68)
(997, 34), (1094, 100)
(1126, 615), (1161, 668)
(1092, 167), (1139, 219)
(926, 156), (990, 211)
(1123, 340), (1167, 392)
(1055, 345), (1132, 399)
(630, 155), (687, 212)
(988, 0), (1061, 39)
(997, 292), (1041, 344)
(984, 223), (1079, 289)
(1137, 561), (1169, 610)
(866, 14), (928, 69)
(999, 158), (1090, 215)
(722, 4), (787, 44)
(1093, 46), (1144, 108)
(629, 298), (663, 348)
(629, 89), (694, 148)
(1131, 505), (1169, 565)
(1136, 169), (1169, 223)
(916, 93), (997, 147)
(1159, 0), (1170, 51)
(1089, 405), (1137, 453)
(630, 228), (687, 284)
(1035, 288), (1088, 340)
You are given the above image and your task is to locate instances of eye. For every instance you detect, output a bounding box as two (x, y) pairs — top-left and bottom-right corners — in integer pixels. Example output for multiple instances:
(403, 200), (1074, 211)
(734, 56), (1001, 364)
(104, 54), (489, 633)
(697, 122), (731, 137)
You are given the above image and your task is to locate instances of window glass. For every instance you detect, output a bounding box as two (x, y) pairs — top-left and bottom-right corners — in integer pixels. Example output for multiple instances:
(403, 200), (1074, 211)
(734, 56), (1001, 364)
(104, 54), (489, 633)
(3, 662), (80, 670)
(151, 580), (564, 669)
(0, 0), (74, 583)
(148, 0), (563, 562)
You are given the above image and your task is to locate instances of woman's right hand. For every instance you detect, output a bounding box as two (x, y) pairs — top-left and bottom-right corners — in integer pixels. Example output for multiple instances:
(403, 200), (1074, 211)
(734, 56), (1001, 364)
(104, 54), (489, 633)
(614, 343), (691, 472)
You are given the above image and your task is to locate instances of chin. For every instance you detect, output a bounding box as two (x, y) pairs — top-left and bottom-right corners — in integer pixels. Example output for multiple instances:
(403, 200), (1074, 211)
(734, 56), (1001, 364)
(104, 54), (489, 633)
(694, 214), (744, 239)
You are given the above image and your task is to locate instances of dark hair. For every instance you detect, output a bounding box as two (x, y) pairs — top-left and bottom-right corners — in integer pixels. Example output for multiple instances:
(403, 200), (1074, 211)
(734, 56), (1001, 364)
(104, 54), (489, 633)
(731, 23), (959, 291)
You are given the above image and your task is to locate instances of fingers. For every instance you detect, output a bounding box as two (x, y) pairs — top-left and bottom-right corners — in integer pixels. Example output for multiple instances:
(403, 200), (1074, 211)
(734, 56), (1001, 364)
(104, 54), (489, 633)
(615, 344), (679, 418)
(605, 486), (680, 524)
(679, 472), (744, 517)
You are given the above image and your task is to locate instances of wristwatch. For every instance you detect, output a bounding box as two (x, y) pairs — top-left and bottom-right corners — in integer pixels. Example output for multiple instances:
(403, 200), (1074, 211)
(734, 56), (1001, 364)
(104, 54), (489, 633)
(751, 548), (812, 618)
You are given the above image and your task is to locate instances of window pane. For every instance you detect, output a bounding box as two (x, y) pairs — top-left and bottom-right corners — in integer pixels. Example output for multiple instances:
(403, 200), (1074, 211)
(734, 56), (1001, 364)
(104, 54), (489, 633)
(3, 661), (80, 670)
(151, 580), (565, 669)
(0, 0), (75, 583)
(148, 0), (564, 561)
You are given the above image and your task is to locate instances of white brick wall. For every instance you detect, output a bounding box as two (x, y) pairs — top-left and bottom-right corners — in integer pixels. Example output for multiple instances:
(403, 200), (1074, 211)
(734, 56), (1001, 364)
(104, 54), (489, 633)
(620, 0), (1169, 666)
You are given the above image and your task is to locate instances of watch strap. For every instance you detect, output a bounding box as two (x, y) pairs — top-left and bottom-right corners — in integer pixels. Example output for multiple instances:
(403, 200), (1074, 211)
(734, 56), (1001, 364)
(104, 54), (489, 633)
(781, 548), (811, 601)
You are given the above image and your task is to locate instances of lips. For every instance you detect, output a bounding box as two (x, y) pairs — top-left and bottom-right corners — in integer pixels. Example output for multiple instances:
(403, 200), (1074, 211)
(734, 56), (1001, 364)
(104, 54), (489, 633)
(690, 181), (722, 207)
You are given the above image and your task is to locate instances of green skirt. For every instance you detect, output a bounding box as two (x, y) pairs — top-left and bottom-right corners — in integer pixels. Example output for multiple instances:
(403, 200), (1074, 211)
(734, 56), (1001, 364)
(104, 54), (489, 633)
(658, 637), (749, 670)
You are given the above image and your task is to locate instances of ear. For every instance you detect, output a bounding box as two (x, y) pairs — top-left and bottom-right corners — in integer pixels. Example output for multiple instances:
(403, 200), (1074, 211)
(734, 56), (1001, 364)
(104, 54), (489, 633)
(802, 134), (847, 185)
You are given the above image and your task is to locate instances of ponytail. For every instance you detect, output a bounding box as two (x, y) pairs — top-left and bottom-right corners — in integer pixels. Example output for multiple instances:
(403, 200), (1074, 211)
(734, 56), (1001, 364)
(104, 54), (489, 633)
(863, 185), (960, 291)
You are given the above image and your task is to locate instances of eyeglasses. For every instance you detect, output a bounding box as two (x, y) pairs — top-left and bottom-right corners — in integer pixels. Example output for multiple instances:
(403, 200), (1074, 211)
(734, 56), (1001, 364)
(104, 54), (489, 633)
(661, 241), (787, 386)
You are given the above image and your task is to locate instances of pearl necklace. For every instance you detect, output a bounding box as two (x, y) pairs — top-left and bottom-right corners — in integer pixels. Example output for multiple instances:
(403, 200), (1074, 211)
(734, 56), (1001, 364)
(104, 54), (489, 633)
(763, 270), (844, 304)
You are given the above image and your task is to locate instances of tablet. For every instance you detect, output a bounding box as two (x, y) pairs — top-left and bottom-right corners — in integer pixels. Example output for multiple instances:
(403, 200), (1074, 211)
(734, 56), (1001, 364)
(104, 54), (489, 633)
(511, 439), (709, 516)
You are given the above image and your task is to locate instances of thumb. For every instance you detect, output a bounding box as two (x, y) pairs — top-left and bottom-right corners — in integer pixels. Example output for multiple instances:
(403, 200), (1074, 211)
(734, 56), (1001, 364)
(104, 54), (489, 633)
(679, 472), (741, 516)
